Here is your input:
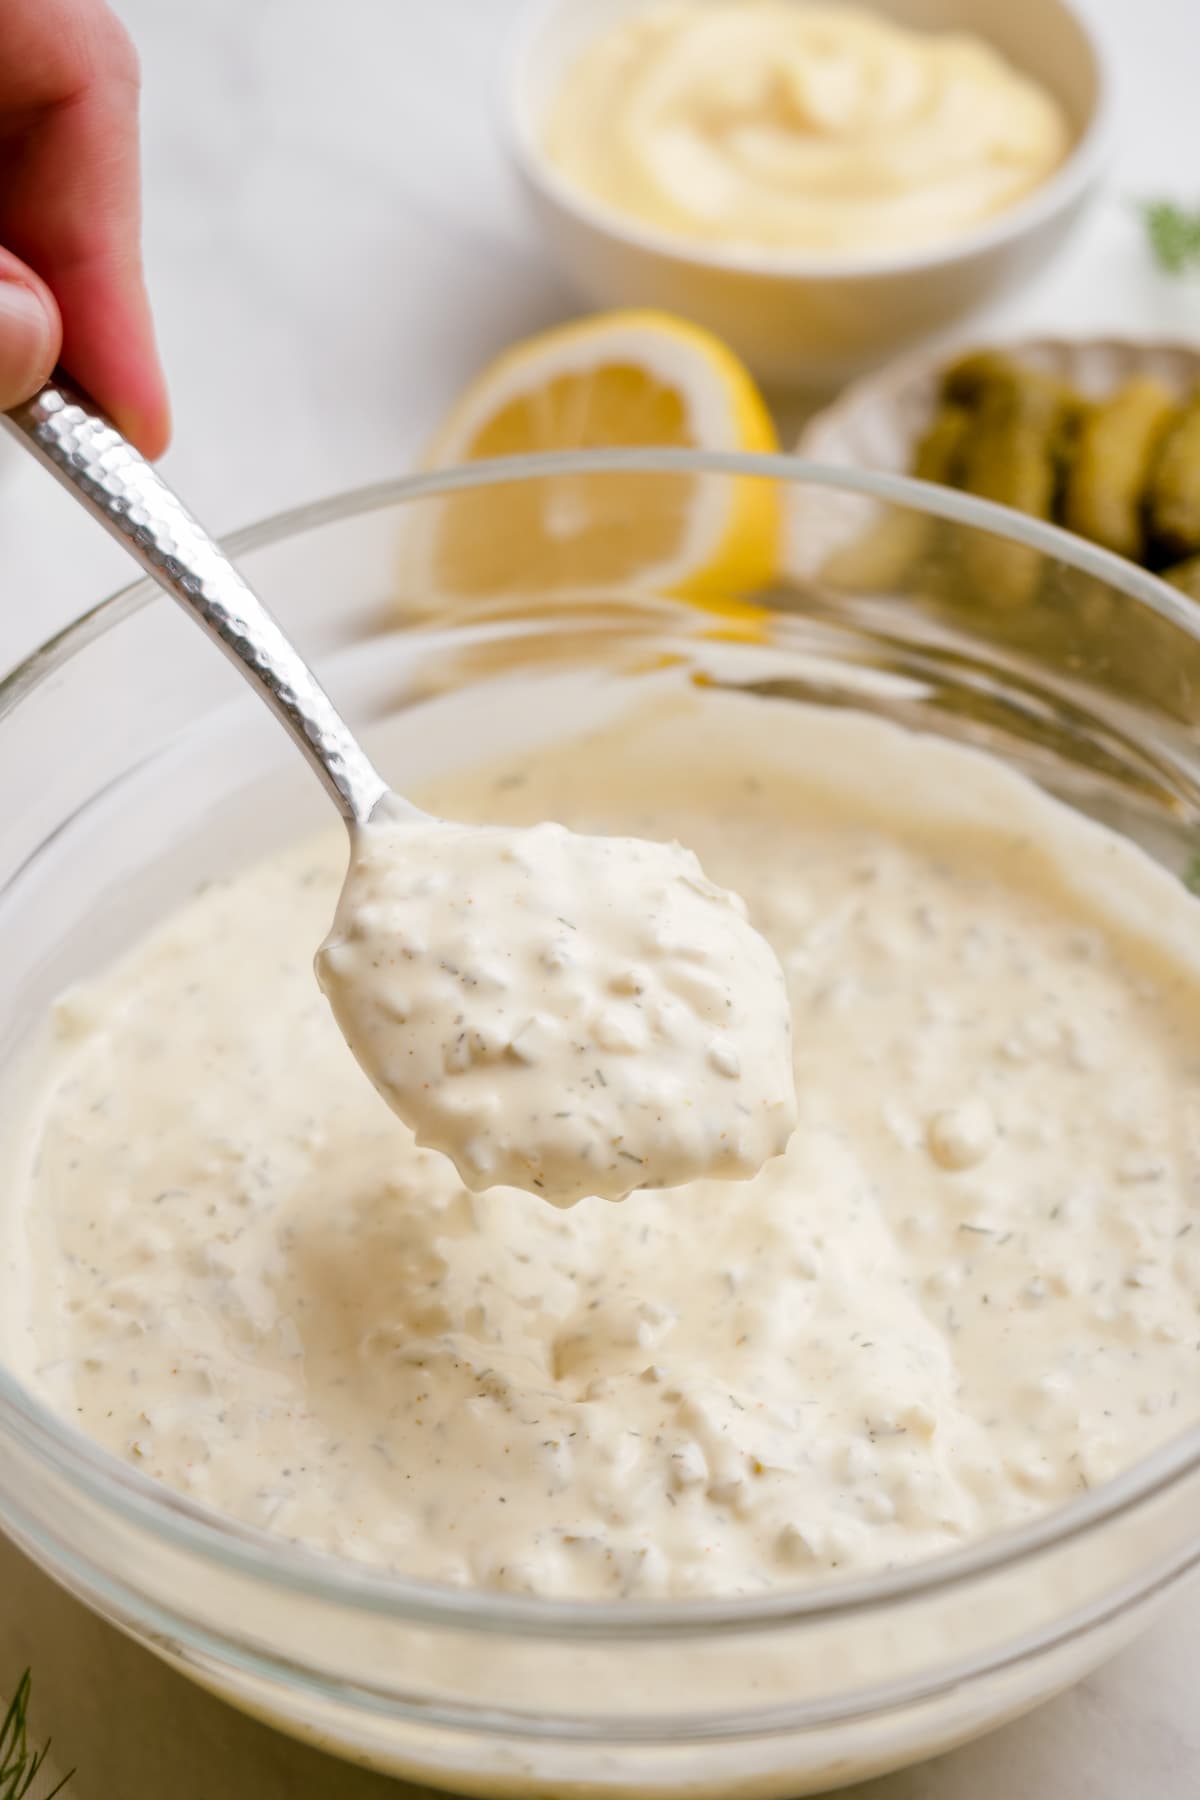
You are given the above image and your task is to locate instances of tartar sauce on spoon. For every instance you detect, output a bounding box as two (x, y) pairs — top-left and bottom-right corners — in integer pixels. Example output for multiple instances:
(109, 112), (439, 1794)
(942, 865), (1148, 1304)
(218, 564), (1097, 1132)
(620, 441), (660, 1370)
(5, 378), (796, 1204)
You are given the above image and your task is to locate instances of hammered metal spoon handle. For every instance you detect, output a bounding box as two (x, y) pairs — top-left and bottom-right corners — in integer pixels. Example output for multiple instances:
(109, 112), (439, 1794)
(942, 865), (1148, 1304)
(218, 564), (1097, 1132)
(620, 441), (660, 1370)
(3, 373), (394, 826)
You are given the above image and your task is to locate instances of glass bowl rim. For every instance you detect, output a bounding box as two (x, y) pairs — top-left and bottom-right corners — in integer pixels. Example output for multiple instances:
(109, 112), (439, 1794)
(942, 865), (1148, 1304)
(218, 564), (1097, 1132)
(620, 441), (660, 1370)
(3, 444), (1199, 1642)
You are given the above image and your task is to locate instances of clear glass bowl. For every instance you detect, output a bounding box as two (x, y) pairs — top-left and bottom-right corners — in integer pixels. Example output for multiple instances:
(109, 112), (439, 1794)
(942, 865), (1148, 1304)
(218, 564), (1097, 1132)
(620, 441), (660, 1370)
(2, 452), (1199, 1798)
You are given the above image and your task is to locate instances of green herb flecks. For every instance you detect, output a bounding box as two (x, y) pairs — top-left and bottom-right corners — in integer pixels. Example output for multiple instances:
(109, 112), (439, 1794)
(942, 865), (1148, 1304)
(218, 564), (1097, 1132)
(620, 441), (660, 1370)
(1139, 200), (1200, 276)
(0, 1672), (72, 1800)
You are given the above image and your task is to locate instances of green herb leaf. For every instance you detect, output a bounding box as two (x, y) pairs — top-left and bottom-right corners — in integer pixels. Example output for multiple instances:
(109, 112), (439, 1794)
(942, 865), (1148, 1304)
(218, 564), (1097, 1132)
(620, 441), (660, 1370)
(1184, 853), (1200, 897)
(1139, 200), (1200, 276)
(0, 1672), (72, 1800)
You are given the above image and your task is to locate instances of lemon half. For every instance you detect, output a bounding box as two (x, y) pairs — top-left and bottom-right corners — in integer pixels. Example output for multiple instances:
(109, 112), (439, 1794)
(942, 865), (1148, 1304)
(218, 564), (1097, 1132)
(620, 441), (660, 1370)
(420, 310), (779, 606)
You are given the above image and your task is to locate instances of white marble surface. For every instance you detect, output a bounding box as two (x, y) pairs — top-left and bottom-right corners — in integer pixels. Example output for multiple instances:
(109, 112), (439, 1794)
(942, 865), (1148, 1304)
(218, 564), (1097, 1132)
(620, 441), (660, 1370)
(2, 0), (1200, 1794)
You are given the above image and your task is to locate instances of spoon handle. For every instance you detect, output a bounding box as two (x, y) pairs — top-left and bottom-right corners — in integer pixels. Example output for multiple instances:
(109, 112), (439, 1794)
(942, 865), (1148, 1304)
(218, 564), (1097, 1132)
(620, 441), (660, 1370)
(3, 374), (390, 826)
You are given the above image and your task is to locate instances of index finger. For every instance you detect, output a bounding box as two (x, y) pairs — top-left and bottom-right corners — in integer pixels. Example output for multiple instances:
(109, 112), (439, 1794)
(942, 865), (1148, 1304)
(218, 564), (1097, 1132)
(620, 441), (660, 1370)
(0, 0), (169, 454)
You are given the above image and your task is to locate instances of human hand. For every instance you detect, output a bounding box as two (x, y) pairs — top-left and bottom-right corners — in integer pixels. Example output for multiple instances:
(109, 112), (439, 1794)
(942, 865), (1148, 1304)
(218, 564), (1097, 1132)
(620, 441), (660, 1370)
(0, 0), (168, 455)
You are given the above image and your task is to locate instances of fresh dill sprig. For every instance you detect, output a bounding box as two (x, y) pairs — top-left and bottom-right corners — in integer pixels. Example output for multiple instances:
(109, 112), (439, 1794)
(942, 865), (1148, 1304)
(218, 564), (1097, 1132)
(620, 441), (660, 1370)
(0, 1672), (71, 1800)
(1139, 199), (1200, 276)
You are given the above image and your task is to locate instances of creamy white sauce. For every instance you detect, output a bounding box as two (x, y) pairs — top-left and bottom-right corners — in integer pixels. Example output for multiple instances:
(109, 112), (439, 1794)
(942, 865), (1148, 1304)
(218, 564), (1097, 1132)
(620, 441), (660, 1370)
(317, 816), (795, 1205)
(7, 691), (1200, 1599)
(543, 1), (1070, 257)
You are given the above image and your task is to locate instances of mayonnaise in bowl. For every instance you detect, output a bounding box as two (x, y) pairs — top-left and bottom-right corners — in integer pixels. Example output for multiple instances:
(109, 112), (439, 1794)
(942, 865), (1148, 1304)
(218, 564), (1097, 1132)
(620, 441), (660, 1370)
(543, 1), (1072, 258)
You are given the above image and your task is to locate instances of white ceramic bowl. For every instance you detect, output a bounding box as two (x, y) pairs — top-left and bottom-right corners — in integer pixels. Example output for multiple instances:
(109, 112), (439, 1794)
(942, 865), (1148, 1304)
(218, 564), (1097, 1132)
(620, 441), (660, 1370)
(504, 0), (1112, 390)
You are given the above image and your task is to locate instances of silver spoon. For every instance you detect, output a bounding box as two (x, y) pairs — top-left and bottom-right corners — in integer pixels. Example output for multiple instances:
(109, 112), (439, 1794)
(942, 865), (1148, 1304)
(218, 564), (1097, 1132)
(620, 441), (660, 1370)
(3, 372), (406, 826)
(3, 375), (797, 1204)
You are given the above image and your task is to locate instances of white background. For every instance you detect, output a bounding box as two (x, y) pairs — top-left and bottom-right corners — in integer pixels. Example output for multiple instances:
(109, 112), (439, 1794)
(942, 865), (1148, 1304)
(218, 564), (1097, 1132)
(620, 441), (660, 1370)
(2, 1), (1200, 1794)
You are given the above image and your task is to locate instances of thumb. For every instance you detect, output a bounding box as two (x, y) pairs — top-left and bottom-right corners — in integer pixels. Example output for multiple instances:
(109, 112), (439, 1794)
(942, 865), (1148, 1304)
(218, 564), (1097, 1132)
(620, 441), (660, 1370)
(0, 248), (61, 413)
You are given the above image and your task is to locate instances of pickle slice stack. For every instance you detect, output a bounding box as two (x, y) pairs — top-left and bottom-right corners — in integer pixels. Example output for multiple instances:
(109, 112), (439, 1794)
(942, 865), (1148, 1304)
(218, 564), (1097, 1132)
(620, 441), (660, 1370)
(901, 351), (1200, 608)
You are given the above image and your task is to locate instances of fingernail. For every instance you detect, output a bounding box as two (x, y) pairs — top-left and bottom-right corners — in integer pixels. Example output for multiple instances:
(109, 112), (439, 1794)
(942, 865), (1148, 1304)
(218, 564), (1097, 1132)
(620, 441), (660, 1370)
(0, 277), (56, 406)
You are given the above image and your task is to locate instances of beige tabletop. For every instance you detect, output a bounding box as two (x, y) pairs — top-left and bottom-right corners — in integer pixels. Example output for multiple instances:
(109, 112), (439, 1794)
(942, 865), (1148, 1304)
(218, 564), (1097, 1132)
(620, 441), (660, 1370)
(3, 0), (1200, 1795)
